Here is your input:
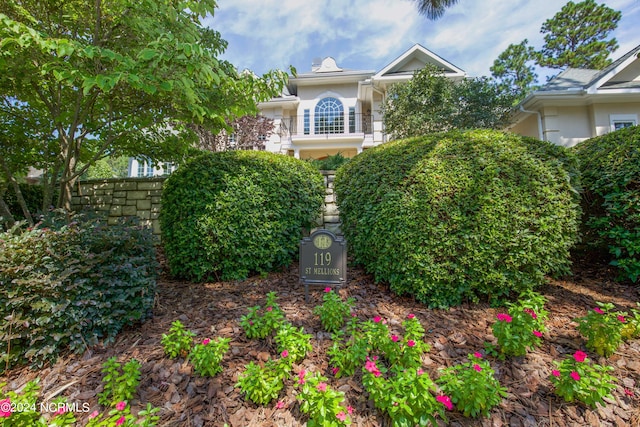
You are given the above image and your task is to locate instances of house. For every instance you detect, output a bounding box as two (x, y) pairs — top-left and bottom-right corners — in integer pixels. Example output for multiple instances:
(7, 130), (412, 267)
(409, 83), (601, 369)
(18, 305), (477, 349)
(508, 44), (640, 147)
(128, 44), (465, 176)
(260, 43), (465, 159)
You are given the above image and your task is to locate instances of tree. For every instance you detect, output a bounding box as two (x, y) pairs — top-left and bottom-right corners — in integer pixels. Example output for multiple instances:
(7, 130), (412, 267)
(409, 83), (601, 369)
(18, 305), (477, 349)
(382, 65), (515, 139)
(0, 0), (288, 216)
(410, 0), (459, 20)
(537, 0), (621, 69)
(490, 40), (539, 104)
(192, 115), (275, 152)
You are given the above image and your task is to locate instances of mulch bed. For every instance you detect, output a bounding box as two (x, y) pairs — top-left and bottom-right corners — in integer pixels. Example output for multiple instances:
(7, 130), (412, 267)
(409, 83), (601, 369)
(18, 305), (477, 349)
(2, 255), (639, 426)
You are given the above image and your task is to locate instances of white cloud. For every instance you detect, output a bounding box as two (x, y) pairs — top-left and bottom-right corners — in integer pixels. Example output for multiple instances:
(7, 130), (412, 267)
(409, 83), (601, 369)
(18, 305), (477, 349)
(207, 0), (640, 79)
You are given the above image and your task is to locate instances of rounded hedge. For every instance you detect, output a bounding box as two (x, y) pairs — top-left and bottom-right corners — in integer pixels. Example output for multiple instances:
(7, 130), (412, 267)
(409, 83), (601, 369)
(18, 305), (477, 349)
(573, 125), (640, 282)
(160, 150), (325, 281)
(334, 129), (581, 308)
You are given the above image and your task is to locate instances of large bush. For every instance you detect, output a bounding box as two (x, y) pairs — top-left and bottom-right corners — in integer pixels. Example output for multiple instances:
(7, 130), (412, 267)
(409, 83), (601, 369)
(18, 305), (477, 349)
(160, 150), (325, 281)
(573, 126), (640, 282)
(335, 129), (580, 308)
(0, 213), (157, 372)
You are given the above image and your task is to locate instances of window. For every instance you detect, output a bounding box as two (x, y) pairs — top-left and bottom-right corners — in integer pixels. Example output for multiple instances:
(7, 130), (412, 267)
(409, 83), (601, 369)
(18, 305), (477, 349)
(164, 162), (176, 175)
(146, 163), (154, 177)
(137, 161), (145, 178)
(610, 114), (637, 132)
(315, 97), (344, 134)
(303, 109), (310, 135)
(349, 107), (356, 133)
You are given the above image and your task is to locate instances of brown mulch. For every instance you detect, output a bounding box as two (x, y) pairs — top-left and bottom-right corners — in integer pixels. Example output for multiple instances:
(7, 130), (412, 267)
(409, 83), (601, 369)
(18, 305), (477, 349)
(2, 255), (640, 427)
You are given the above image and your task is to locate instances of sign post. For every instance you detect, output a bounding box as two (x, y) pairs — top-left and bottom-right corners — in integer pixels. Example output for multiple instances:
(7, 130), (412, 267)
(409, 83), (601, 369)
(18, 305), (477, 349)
(299, 229), (347, 302)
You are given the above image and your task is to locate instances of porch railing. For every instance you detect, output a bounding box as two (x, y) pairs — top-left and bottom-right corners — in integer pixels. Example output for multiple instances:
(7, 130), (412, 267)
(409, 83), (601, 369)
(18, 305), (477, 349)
(280, 113), (373, 137)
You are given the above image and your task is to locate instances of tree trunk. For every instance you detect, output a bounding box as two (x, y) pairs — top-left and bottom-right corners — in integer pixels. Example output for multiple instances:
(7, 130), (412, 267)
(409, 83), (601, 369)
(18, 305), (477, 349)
(0, 191), (16, 228)
(0, 158), (33, 226)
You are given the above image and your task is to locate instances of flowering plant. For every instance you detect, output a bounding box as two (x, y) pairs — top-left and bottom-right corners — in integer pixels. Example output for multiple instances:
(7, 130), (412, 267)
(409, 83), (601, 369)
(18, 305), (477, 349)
(390, 314), (430, 369)
(188, 337), (230, 377)
(275, 323), (312, 364)
(294, 370), (352, 426)
(362, 358), (447, 426)
(313, 288), (354, 333)
(549, 350), (617, 408)
(575, 302), (627, 357)
(239, 291), (286, 339)
(436, 353), (507, 418)
(86, 401), (159, 427)
(328, 316), (369, 378)
(98, 358), (141, 407)
(490, 291), (547, 358)
(161, 320), (195, 358)
(236, 352), (292, 405)
(621, 303), (640, 340)
(0, 380), (66, 426)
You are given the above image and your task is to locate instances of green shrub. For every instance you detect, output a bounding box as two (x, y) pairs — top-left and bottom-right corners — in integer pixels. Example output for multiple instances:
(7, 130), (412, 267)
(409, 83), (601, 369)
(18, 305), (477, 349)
(0, 213), (157, 372)
(308, 153), (351, 170)
(335, 129), (580, 308)
(160, 150), (324, 281)
(573, 125), (640, 282)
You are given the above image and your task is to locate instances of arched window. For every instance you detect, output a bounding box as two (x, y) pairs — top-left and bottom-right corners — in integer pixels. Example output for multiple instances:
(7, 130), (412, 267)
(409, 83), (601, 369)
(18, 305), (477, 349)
(315, 97), (344, 134)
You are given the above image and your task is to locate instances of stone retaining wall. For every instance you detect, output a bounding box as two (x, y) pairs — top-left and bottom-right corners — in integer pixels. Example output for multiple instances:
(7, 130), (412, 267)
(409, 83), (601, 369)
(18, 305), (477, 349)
(71, 177), (164, 237)
(71, 171), (340, 239)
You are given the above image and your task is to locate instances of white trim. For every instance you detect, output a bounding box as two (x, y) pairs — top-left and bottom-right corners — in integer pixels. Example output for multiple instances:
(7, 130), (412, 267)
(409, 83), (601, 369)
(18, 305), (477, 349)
(610, 114), (638, 131)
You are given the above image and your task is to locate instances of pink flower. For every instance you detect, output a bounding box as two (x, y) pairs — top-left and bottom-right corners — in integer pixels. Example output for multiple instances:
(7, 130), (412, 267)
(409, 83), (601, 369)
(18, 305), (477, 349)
(473, 364), (482, 372)
(115, 401), (127, 411)
(524, 308), (537, 319)
(573, 350), (587, 363)
(297, 370), (306, 385)
(0, 399), (11, 417)
(496, 313), (512, 323)
(533, 330), (543, 338)
(551, 370), (560, 377)
(407, 313), (415, 320)
(54, 406), (67, 416)
(316, 382), (328, 392)
(407, 340), (416, 347)
(266, 306), (273, 312)
(436, 395), (453, 411)
(473, 352), (483, 359)
(391, 335), (399, 342)
(347, 405), (354, 414)
(364, 357), (382, 377)
(417, 369), (424, 376)
(618, 315), (626, 323)
(88, 410), (100, 419)
(115, 416), (126, 426)
(202, 338), (211, 346)
(324, 287), (332, 293)
(593, 307), (604, 314)
(331, 367), (340, 375)
(624, 389), (634, 397)
(275, 400), (285, 409)
(373, 316), (382, 323)
(570, 371), (581, 381)
(281, 350), (289, 358)
(336, 411), (347, 421)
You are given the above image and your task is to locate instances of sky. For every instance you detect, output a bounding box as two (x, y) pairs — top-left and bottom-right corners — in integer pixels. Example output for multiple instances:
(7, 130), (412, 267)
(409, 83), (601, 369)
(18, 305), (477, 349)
(205, 0), (640, 82)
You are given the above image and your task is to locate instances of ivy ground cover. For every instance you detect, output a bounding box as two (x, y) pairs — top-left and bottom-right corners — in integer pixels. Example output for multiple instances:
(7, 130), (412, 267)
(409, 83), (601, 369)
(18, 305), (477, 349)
(1, 260), (638, 426)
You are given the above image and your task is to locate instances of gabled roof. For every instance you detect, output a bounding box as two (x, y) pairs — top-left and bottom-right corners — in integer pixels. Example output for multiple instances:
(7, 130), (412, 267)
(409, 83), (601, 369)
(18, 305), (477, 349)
(372, 43), (466, 85)
(536, 43), (640, 94)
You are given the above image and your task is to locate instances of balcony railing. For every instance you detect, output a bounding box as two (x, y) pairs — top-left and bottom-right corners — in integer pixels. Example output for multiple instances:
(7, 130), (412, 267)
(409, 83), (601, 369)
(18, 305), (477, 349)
(280, 113), (373, 137)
